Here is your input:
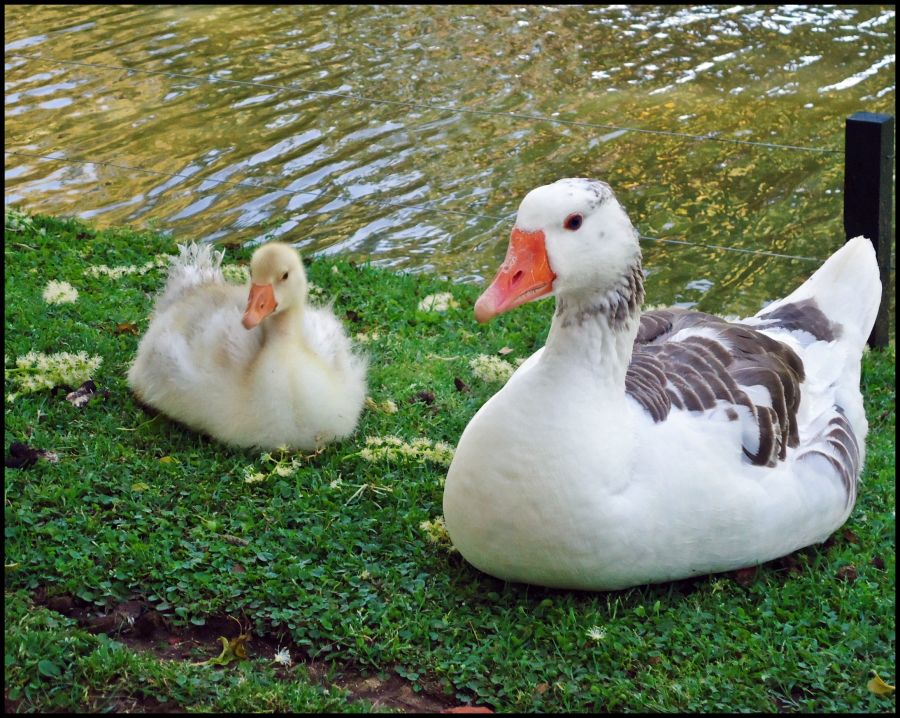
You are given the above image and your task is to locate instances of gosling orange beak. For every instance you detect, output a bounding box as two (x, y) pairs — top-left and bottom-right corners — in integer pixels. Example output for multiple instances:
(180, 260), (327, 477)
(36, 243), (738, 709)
(242, 283), (277, 329)
(474, 228), (556, 323)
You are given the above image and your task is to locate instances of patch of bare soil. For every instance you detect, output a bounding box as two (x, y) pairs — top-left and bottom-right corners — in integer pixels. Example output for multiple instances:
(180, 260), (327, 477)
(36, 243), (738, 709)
(29, 589), (492, 714)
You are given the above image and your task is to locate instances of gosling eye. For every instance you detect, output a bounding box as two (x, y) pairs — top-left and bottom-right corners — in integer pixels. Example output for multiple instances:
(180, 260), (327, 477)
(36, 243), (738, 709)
(563, 213), (583, 231)
(281, 271), (289, 281)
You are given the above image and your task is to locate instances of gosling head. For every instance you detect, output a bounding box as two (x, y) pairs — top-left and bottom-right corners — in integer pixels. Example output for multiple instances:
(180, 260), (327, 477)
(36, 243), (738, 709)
(242, 242), (308, 330)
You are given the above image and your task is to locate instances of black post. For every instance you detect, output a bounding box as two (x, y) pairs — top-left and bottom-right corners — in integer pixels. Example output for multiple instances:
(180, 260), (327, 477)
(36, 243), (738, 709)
(843, 112), (894, 349)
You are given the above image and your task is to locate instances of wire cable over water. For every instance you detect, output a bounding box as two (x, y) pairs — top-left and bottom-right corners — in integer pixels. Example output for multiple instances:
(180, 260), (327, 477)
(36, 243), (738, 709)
(4, 148), (830, 264)
(5, 52), (845, 156)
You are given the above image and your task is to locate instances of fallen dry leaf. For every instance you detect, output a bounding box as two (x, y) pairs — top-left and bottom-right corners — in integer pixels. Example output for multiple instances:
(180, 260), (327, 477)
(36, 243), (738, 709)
(453, 377), (470, 393)
(193, 633), (250, 666)
(222, 534), (250, 546)
(5, 442), (40, 469)
(867, 672), (895, 697)
(115, 322), (140, 335)
(411, 390), (436, 405)
(497, 347), (513, 355)
(5, 441), (57, 469)
(835, 564), (858, 582)
(65, 380), (108, 409)
(777, 555), (803, 574)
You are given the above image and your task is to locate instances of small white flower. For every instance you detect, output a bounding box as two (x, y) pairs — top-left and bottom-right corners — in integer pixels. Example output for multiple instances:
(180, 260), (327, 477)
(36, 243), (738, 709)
(329, 477), (343, 489)
(470, 354), (517, 383)
(84, 254), (171, 279)
(243, 470), (267, 484)
(419, 516), (456, 550)
(365, 397), (399, 414)
(418, 292), (458, 313)
(357, 435), (453, 467)
(331, 265), (340, 275)
(43, 280), (79, 304)
(9, 350), (101, 396)
(586, 626), (606, 642)
(428, 441), (455, 468)
(273, 647), (292, 666)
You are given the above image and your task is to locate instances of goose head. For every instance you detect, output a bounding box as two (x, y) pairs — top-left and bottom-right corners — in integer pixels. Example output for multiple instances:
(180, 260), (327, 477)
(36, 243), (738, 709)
(242, 242), (308, 329)
(474, 178), (641, 322)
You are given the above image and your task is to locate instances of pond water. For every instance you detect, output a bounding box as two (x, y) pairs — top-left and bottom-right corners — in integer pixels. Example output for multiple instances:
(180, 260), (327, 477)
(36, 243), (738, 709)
(4, 4), (895, 318)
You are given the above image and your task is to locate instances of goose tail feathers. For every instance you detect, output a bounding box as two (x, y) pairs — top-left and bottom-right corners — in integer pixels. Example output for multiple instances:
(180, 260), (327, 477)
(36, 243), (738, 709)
(754, 236), (881, 353)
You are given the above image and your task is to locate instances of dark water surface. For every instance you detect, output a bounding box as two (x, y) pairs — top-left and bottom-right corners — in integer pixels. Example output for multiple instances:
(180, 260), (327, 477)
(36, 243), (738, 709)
(4, 5), (895, 317)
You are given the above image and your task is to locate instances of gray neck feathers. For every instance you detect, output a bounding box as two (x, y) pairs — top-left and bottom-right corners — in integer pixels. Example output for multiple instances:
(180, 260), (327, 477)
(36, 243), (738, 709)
(554, 262), (645, 331)
(544, 261), (644, 385)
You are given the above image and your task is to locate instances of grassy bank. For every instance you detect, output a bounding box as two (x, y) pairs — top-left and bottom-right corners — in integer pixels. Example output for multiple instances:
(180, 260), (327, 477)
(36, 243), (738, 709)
(4, 210), (895, 713)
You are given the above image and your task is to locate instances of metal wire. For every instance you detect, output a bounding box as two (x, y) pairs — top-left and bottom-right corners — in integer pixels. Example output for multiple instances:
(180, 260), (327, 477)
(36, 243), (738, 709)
(637, 234), (824, 263)
(5, 52), (845, 156)
(5, 148), (835, 264)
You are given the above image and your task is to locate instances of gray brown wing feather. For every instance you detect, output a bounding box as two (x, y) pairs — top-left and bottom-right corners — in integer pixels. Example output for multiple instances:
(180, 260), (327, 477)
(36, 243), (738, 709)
(796, 408), (860, 507)
(625, 308), (804, 467)
(626, 306), (860, 506)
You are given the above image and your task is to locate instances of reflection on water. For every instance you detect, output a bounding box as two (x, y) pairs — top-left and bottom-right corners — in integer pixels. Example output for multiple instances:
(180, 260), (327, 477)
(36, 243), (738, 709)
(4, 4), (895, 319)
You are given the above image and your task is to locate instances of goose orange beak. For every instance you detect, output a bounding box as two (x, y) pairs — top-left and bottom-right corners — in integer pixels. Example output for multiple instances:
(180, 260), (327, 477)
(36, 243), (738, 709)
(474, 228), (556, 323)
(243, 283), (277, 329)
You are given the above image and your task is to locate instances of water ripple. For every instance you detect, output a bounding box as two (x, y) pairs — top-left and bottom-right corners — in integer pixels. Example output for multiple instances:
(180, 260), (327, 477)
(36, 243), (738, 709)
(4, 4), (895, 319)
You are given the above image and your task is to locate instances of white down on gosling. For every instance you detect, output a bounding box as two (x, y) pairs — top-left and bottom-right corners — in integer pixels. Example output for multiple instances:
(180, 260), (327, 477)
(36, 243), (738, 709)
(127, 241), (367, 450)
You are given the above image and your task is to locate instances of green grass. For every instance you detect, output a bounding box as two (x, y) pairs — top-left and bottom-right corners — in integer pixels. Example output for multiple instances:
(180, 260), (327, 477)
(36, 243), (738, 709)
(4, 210), (896, 712)
(4, 589), (376, 713)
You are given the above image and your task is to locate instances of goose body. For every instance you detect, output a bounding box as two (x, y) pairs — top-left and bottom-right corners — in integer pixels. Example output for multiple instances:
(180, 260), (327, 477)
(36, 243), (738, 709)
(128, 242), (367, 450)
(443, 178), (881, 590)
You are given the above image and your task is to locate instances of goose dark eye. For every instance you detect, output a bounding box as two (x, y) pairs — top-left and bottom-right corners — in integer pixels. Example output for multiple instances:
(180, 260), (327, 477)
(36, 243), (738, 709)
(564, 213), (583, 231)
(281, 271), (289, 281)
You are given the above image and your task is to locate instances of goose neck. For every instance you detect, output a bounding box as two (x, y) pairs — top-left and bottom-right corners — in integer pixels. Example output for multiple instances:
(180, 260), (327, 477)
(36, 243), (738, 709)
(543, 264), (644, 383)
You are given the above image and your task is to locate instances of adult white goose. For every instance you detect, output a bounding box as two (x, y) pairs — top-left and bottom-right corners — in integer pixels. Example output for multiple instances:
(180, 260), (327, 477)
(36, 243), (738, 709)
(443, 178), (881, 591)
(128, 242), (367, 450)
